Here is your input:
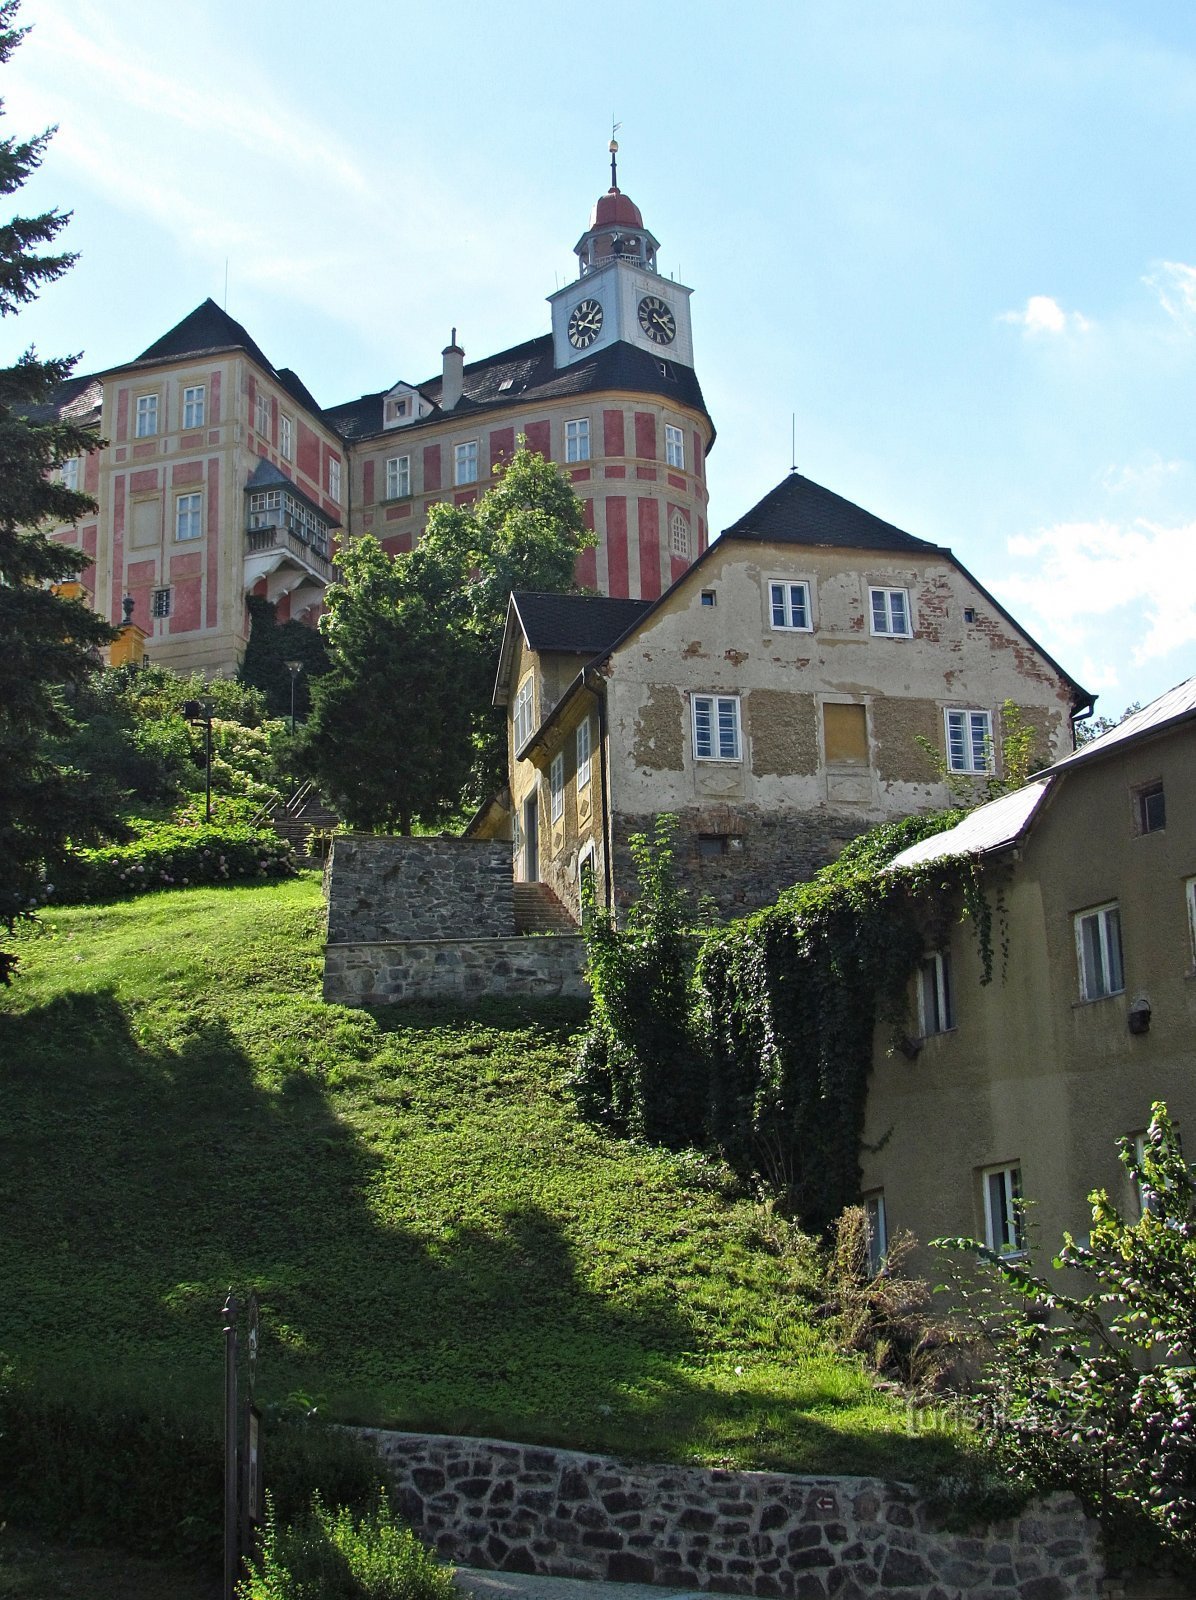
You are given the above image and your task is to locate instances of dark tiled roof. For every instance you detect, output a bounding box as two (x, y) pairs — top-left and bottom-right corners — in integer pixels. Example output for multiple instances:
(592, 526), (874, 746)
(26, 372), (103, 426)
(723, 471), (945, 554)
(513, 591), (652, 654)
(105, 300), (327, 426)
(326, 333), (713, 445)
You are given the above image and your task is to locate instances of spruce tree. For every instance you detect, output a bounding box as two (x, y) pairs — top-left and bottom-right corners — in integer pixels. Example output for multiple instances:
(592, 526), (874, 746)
(0, 1), (116, 980)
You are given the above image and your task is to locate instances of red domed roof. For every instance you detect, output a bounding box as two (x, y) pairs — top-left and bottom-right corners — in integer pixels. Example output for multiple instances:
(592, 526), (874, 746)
(589, 188), (644, 230)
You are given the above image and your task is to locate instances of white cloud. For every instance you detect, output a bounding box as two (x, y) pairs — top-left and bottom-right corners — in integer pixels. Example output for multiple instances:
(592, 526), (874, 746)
(1100, 455), (1185, 494)
(1143, 260), (1196, 332)
(1003, 517), (1196, 675)
(998, 295), (1091, 335)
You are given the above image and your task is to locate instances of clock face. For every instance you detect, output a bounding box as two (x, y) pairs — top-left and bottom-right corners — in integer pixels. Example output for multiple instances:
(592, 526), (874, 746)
(568, 298), (604, 349)
(638, 294), (676, 345)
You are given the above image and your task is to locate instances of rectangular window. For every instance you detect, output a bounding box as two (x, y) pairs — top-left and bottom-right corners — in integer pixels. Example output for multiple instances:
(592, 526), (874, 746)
(182, 385), (205, 429)
(945, 709), (993, 774)
(174, 492), (202, 541)
(280, 415), (294, 461)
(150, 586), (172, 619)
(328, 458), (342, 503)
(1136, 780), (1166, 834)
(823, 701), (869, 766)
(864, 1192), (888, 1276)
(385, 455), (410, 500)
(254, 393), (271, 437)
(665, 424), (685, 469)
(1076, 903), (1125, 1000)
(700, 590), (716, 607)
(1187, 879), (1196, 966)
(59, 457), (79, 491)
(565, 418), (590, 463)
(983, 1164), (1024, 1255)
(454, 440), (478, 486)
(135, 394), (159, 438)
(513, 676), (534, 752)
(576, 716), (592, 792)
(769, 580), (811, 630)
(693, 694), (741, 762)
(870, 586), (910, 636)
(550, 752), (565, 823)
(918, 949), (954, 1035)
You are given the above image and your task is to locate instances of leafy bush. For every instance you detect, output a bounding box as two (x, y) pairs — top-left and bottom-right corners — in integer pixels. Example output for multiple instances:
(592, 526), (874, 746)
(53, 822), (295, 904)
(239, 1490), (455, 1600)
(935, 1103), (1196, 1568)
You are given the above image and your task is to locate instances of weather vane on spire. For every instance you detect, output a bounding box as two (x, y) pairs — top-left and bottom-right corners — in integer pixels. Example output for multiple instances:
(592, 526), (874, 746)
(609, 118), (621, 190)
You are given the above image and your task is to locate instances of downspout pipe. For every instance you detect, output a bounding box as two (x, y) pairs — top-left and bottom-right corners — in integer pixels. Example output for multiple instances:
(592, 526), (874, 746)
(585, 667), (614, 918)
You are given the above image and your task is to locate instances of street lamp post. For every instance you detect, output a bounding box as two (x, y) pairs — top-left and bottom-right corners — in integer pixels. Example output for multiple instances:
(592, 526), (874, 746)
(182, 697), (215, 823)
(284, 660), (303, 734)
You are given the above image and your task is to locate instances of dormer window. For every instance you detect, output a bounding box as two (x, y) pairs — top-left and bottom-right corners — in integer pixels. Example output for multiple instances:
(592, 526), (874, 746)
(383, 385), (424, 429)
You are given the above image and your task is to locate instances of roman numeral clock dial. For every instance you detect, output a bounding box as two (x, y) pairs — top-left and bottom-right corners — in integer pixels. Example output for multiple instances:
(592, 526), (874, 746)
(568, 298), (604, 349)
(638, 294), (676, 345)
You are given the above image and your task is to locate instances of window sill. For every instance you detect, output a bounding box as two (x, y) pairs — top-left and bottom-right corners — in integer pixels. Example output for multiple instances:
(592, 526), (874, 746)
(1072, 992), (1125, 1009)
(694, 756), (743, 765)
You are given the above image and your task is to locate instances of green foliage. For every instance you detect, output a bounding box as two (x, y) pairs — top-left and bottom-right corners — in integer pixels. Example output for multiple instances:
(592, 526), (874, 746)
(1075, 700), (1141, 746)
(0, 878), (966, 1485)
(934, 1104), (1196, 1566)
(0, 4), (119, 978)
(240, 594), (330, 720)
(304, 444), (594, 831)
(915, 699), (1045, 804)
(239, 1490), (455, 1600)
(576, 816), (705, 1144)
(52, 821), (295, 903)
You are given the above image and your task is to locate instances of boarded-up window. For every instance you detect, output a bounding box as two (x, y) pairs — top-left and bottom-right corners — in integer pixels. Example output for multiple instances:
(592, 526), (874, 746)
(824, 702), (868, 766)
(130, 496), (162, 549)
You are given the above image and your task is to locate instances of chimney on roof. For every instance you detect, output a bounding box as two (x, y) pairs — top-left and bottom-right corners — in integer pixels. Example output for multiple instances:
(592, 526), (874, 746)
(441, 328), (464, 411)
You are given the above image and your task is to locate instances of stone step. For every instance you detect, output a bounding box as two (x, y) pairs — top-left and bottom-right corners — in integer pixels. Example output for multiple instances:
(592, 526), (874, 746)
(514, 881), (578, 935)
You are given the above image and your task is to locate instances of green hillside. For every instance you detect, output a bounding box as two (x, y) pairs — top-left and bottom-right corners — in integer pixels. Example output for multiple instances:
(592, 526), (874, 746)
(0, 878), (958, 1480)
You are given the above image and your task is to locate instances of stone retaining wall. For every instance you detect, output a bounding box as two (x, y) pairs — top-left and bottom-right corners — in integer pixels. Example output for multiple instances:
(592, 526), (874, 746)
(325, 936), (588, 1006)
(367, 1429), (1104, 1599)
(325, 836), (514, 943)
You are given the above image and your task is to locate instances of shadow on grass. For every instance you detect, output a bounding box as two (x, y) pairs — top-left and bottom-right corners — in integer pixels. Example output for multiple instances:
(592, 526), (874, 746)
(0, 986), (965, 1491)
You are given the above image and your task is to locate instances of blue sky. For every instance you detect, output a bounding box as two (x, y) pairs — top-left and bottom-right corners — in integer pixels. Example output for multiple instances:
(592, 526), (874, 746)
(6, 0), (1195, 716)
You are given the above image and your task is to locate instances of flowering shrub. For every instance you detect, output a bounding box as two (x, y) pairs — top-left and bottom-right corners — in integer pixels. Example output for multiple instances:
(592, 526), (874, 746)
(53, 822), (295, 905)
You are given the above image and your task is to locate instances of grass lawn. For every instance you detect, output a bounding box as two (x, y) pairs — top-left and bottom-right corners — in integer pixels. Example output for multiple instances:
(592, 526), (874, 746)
(0, 876), (960, 1482)
(0, 1525), (221, 1599)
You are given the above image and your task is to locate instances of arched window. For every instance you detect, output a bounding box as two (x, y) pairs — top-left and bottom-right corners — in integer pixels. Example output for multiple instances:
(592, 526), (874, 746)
(671, 510), (690, 558)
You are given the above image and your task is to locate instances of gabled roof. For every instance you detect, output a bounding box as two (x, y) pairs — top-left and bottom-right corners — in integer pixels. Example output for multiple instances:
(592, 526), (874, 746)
(493, 591), (651, 707)
(886, 781), (1054, 871)
(327, 333), (713, 445)
(25, 372), (103, 427)
(103, 299), (329, 428)
(1037, 675), (1196, 777)
(723, 471), (946, 555)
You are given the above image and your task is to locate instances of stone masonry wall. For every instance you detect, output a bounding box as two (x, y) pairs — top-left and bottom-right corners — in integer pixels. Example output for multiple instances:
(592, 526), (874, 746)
(324, 936), (588, 1007)
(325, 836), (514, 943)
(367, 1429), (1104, 1599)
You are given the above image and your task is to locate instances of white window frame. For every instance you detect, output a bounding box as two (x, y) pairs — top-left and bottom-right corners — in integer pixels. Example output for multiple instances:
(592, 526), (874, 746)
(664, 424), (685, 470)
(150, 586), (172, 619)
(918, 949), (954, 1035)
(565, 418), (590, 463)
(1136, 780), (1166, 835)
(134, 393), (159, 438)
(576, 716), (592, 792)
(174, 491), (202, 542)
(59, 457), (79, 492)
(254, 393), (271, 438)
(1186, 879), (1196, 968)
(864, 1192), (888, 1276)
(869, 586), (911, 637)
(982, 1163), (1025, 1256)
(945, 708), (993, 774)
(454, 440), (478, 486)
(1075, 902), (1125, 1001)
(385, 455), (411, 500)
(280, 414), (294, 461)
(182, 385), (205, 429)
(513, 676), (534, 752)
(769, 580), (812, 631)
(550, 752), (565, 823)
(692, 693), (741, 762)
(670, 510), (690, 558)
(328, 457), (342, 504)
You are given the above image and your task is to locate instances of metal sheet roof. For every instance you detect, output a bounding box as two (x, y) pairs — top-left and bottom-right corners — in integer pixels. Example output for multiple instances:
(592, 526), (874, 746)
(1041, 675), (1196, 775)
(886, 780), (1053, 871)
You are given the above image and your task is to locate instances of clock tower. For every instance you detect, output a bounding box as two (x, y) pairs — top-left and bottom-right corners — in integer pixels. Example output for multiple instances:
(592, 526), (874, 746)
(549, 142), (696, 371)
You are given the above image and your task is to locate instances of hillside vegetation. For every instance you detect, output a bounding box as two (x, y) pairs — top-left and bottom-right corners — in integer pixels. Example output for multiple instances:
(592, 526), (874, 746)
(0, 877), (961, 1481)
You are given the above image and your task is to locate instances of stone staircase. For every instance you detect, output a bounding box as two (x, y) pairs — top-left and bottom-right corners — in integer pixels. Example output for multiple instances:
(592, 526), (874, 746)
(259, 781), (340, 862)
(513, 881), (577, 934)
